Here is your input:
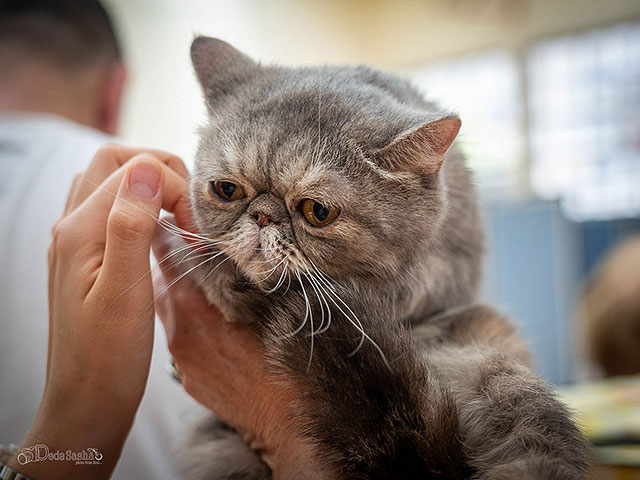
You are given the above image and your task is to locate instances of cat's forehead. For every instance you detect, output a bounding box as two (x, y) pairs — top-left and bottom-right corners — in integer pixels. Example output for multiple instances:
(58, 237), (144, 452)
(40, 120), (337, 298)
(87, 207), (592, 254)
(196, 126), (353, 201)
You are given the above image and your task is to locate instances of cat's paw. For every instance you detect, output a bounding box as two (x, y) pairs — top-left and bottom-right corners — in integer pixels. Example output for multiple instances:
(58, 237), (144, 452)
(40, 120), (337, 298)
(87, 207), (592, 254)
(478, 457), (588, 480)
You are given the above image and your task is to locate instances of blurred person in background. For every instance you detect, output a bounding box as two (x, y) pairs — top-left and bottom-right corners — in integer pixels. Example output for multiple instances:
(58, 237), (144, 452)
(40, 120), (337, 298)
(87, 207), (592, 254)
(579, 235), (640, 378)
(0, 1), (190, 478)
(560, 236), (640, 477)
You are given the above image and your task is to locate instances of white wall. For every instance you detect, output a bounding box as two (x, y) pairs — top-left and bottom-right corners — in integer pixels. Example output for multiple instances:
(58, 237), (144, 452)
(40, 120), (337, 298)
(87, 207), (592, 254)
(103, 0), (377, 164)
(103, 0), (640, 166)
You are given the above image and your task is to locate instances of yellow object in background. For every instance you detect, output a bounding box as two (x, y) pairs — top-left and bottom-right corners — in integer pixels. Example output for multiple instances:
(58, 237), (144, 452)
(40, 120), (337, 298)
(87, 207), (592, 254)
(559, 375), (640, 478)
(592, 465), (640, 480)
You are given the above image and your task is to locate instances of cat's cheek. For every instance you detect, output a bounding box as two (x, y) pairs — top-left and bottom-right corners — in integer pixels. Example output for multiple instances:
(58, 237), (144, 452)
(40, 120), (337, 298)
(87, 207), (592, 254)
(192, 202), (244, 238)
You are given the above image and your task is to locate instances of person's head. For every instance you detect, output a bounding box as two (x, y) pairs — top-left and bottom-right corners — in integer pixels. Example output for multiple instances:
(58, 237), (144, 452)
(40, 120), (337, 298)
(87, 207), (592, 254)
(0, 0), (125, 134)
(579, 236), (640, 377)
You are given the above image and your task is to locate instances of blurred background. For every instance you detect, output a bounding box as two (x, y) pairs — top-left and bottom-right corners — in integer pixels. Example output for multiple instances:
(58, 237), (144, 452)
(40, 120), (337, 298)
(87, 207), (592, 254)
(103, 0), (640, 386)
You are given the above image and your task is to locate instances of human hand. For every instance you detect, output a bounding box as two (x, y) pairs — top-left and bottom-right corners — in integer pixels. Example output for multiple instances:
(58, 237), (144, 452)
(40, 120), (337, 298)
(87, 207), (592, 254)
(152, 219), (330, 479)
(9, 146), (191, 480)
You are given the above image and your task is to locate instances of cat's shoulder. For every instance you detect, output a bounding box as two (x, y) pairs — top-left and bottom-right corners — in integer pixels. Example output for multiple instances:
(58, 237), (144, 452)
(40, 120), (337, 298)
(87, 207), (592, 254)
(412, 303), (531, 365)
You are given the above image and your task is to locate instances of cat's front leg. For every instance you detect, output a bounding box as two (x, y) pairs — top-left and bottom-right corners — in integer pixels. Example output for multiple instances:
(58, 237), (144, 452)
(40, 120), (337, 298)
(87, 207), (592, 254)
(415, 306), (589, 479)
(438, 349), (588, 479)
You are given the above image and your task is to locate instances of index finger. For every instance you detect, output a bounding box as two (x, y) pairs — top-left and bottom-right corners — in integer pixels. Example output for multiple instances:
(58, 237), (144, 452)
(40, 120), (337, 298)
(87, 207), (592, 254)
(70, 144), (189, 212)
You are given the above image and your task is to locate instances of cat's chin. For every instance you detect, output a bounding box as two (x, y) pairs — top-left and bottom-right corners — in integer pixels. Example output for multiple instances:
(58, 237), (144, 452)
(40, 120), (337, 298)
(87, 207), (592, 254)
(231, 255), (290, 290)
(195, 256), (268, 324)
(200, 277), (247, 324)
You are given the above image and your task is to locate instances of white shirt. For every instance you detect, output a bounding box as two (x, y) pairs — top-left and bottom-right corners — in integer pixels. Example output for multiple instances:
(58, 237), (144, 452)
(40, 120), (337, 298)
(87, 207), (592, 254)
(0, 113), (197, 479)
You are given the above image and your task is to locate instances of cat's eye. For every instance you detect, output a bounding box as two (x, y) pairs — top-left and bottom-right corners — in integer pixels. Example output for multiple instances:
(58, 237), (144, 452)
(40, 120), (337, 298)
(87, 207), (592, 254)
(301, 199), (339, 227)
(212, 180), (245, 201)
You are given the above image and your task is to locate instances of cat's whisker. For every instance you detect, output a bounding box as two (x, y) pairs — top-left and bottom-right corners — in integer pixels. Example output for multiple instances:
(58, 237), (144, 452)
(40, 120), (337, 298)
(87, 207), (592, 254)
(177, 249), (221, 264)
(404, 269), (433, 289)
(308, 266), (363, 333)
(248, 258), (276, 265)
(271, 263), (290, 291)
(162, 241), (219, 274)
(305, 270), (332, 335)
(280, 268), (292, 297)
(309, 262), (391, 370)
(211, 120), (239, 148)
(255, 258), (288, 276)
(263, 260), (290, 295)
(295, 270), (314, 374)
(308, 259), (343, 294)
(255, 254), (290, 281)
(197, 255), (233, 287)
(278, 263), (290, 289)
(176, 242), (219, 264)
(305, 267), (331, 333)
(289, 270), (310, 338)
(115, 238), (214, 299)
(152, 247), (231, 307)
(157, 217), (223, 243)
(304, 271), (327, 335)
(156, 239), (212, 269)
(312, 276), (366, 359)
(308, 275), (326, 334)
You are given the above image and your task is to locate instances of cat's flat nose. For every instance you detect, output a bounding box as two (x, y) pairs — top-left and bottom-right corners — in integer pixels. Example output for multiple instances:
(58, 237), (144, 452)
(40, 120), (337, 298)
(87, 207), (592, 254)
(252, 212), (273, 228)
(247, 193), (286, 228)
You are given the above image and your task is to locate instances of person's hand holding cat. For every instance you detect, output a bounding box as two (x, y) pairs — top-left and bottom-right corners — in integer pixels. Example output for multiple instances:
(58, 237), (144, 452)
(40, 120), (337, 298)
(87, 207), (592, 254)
(8, 145), (191, 480)
(152, 221), (326, 479)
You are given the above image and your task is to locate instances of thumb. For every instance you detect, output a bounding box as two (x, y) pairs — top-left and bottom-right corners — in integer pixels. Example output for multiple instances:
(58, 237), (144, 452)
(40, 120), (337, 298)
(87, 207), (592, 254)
(98, 157), (163, 291)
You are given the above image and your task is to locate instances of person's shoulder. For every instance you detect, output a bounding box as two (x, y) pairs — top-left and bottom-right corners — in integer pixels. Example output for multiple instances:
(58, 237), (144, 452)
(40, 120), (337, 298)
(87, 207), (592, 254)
(0, 112), (110, 144)
(0, 112), (115, 171)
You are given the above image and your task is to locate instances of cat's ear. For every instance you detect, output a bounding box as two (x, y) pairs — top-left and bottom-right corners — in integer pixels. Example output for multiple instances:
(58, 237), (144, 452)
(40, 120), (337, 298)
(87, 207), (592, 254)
(191, 36), (259, 109)
(372, 117), (461, 175)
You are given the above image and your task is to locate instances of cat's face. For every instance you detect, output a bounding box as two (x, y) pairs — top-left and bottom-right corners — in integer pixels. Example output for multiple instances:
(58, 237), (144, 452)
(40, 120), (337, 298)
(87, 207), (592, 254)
(190, 37), (461, 292)
(192, 125), (414, 287)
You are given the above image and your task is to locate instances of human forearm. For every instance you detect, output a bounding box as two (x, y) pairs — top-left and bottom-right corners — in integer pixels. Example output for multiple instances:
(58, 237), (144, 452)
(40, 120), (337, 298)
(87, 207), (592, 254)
(6, 147), (191, 480)
(7, 390), (136, 480)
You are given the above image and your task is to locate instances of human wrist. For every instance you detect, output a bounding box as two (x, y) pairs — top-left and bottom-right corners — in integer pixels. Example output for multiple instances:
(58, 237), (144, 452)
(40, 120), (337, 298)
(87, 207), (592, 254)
(6, 386), (137, 480)
(257, 407), (331, 479)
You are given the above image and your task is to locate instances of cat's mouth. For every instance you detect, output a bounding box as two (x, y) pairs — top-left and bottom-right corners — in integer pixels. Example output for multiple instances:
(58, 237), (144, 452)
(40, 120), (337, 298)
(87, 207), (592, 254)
(223, 227), (292, 288)
(239, 256), (290, 289)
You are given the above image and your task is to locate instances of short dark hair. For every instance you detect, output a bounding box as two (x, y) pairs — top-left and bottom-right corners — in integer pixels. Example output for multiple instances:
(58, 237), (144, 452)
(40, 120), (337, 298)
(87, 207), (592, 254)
(0, 0), (121, 68)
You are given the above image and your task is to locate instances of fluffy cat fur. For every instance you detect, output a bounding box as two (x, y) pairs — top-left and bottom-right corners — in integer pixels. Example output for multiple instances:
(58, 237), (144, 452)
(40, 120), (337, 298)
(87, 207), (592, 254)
(176, 37), (588, 479)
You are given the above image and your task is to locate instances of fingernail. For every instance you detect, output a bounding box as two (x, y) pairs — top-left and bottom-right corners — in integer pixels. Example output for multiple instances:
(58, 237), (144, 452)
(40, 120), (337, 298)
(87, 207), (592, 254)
(129, 160), (161, 198)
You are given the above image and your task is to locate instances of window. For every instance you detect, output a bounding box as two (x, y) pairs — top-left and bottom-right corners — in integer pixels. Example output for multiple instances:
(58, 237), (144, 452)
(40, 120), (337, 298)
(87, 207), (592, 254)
(410, 21), (640, 221)
(411, 52), (524, 194)
(528, 22), (640, 221)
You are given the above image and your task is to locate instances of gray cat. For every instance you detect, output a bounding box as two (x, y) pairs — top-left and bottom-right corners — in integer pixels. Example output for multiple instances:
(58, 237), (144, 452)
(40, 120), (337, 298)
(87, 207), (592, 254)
(176, 36), (588, 479)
